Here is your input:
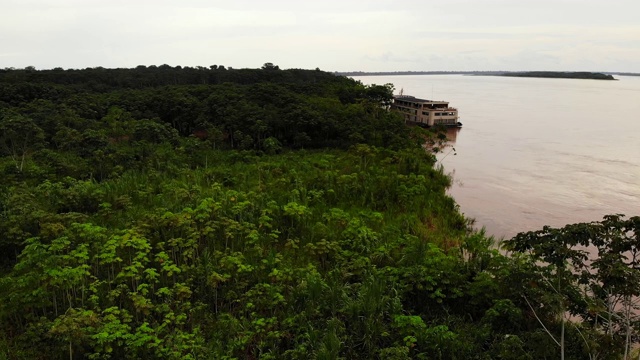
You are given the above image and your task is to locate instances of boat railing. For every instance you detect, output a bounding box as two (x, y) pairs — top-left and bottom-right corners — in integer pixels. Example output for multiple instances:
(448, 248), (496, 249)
(394, 104), (458, 111)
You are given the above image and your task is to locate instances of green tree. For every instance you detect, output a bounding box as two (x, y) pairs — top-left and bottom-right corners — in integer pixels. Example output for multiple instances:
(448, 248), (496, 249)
(261, 62), (280, 70)
(0, 113), (45, 171)
(504, 215), (640, 359)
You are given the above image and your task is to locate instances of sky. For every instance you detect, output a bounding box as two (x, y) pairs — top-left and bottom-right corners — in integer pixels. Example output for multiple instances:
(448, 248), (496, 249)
(1, 0), (639, 72)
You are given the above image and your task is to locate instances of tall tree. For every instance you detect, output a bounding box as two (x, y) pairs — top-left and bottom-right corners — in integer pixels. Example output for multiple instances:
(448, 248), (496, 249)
(0, 113), (45, 171)
(505, 215), (640, 359)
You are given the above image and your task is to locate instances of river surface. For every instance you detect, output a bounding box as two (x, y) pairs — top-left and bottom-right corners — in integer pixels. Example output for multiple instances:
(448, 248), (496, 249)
(353, 75), (640, 239)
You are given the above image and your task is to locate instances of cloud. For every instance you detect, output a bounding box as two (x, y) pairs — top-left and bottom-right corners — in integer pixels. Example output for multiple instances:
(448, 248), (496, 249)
(1, 0), (639, 71)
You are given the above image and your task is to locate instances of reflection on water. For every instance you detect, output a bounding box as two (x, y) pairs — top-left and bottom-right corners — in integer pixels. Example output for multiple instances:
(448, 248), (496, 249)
(356, 75), (640, 239)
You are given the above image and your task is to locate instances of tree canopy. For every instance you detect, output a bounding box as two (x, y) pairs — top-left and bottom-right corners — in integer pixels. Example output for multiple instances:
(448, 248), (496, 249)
(0, 64), (637, 359)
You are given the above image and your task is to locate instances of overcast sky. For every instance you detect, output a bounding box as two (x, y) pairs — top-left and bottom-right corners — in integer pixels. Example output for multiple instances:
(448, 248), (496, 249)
(1, 0), (639, 72)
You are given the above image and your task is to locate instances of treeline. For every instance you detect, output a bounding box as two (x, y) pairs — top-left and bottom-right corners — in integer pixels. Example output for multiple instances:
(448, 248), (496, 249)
(0, 63), (336, 90)
(336, 71), (506, 77)
(501, 71), (616, 80)
(339, 70), (623, 80)
(0, 64), (638, 359)
(0, 65), (405, 153)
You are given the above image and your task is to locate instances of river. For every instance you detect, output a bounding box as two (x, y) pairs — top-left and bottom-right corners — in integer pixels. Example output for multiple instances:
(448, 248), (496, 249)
(352, 74), (640, 239)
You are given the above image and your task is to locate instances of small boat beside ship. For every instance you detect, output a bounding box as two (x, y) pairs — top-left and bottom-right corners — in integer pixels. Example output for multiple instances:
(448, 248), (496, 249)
(391, 94), (462, 128)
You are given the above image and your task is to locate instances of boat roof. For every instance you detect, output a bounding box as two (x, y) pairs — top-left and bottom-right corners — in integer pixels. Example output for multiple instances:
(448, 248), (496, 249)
(393, 95), (447, 103)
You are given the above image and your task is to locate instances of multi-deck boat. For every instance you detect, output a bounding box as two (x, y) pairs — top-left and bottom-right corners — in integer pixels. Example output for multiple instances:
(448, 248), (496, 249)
(391, 95), (462, 127)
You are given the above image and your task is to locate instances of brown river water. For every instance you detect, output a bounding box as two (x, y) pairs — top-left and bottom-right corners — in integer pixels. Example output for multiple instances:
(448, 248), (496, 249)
(353, 75), (640, 239)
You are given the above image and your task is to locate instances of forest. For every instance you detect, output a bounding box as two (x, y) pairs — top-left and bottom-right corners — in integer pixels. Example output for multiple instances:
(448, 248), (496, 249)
(500, 71), (616, 80)
(0, 64), (639, 359)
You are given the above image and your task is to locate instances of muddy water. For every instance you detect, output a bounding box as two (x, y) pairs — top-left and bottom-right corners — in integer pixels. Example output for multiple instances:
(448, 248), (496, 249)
(353, 75), (640, 239)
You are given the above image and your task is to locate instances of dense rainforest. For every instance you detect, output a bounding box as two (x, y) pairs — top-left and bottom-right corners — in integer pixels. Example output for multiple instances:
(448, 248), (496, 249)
(0, 64), (639, 359)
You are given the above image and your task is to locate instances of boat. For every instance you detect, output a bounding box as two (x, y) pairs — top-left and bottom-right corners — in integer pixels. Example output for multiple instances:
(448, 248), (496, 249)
(391, 95), (462, 128)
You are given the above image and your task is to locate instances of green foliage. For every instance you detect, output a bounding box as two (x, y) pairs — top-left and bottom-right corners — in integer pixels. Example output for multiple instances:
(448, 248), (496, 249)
(0, 65), (635, 359)
(504, 214), (640, 359)
(0, 112), (45, 172)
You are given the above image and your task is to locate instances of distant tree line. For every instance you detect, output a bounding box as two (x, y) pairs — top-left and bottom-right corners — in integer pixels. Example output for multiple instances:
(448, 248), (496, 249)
(336, 71), (506, 77)
(337, 70), (625, 80)
(0, 64), (405, 152)
(501, 71), (616, 80)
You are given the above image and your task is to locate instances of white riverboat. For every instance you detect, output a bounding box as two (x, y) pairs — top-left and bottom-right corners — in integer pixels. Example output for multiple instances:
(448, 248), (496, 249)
(392, 95), (462, 127)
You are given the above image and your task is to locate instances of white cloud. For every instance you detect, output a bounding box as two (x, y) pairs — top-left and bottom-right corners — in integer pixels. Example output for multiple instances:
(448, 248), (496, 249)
(0, 0), (639, 72)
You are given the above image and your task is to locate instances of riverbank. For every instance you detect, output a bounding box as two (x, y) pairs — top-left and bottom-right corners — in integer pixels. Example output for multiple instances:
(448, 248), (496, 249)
(354, 74), (640, 239)
(339, 70), (631, 79)
(501, 71), (615, 80)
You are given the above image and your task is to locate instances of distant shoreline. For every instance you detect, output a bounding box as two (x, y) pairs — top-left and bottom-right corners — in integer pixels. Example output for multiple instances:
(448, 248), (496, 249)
(338, 70), (639, 78)
(336, 71), (502, 77)
(502, 71), (615, 80)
